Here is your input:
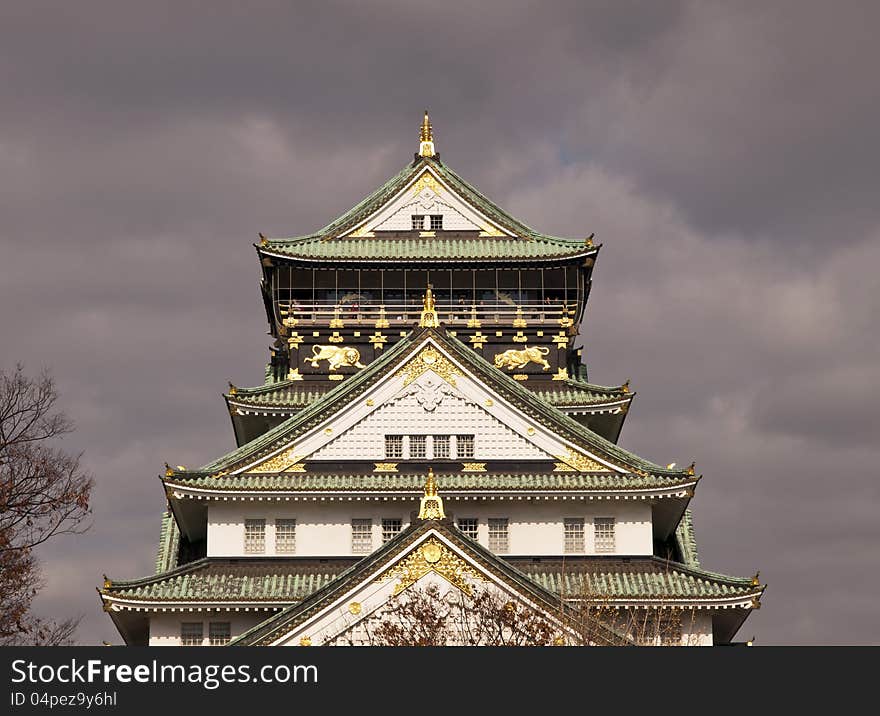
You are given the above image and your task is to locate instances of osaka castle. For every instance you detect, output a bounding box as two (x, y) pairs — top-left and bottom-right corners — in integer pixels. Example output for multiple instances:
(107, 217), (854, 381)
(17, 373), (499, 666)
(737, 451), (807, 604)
(99, 112), (764, 646)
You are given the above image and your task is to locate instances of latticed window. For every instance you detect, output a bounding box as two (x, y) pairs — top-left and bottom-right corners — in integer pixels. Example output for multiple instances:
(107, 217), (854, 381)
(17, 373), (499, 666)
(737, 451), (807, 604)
(352, 519), (373, 554)
(564, 518), (585, 553)
(433, 435), (450, 459)
(244, 519), (265, 554)
(180, 622), (203, 646)
(409, 435), (427, 459)
(382, 518), (402, 543)
(488, 518), (509, 553)
(457, 518), (478, 540)
(411, 214), (425, 230)
(456, 434), (475, 459)
(385, 435), (403, 459)
(430, 214), (443, 230)
(209, 622), (231, 646)
(594, 517), (616, 553)
(275, 519), (296, 554)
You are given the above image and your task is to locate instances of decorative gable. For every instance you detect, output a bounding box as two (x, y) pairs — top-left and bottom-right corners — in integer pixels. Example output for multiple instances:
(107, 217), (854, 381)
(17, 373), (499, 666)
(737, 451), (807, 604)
(232, 336), (626, 475)
(309, 373), (553, 462)
(345, 167), (508, 238)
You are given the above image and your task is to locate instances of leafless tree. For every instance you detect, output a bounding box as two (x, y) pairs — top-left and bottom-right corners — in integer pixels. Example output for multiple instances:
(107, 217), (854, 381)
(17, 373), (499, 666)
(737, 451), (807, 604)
(0, 365), (93, 645)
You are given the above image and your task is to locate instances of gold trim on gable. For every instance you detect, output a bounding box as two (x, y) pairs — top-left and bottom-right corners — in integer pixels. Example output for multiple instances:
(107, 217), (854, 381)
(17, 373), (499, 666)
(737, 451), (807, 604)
(376, 538), (485, 596)
(396, 347), (462, 388)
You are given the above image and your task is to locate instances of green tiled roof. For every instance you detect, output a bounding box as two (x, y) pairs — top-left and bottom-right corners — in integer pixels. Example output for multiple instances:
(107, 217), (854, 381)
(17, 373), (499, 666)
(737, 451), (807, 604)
(227, 377), (630, 412)
(512, 558), (756, 600)
(674, 508), (700, 568)
(186, 327), (687, 481)
(104, 555), (753, 605)
(166, 471), (695, 492)
(263, 236), (594, 263)
(104, 558), (354, 602)
(154, 511), (180, 574)
(259, 156), (595, 263)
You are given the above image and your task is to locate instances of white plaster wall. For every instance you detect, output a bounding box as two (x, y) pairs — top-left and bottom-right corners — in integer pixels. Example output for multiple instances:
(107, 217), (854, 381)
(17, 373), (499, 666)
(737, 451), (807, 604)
(206, 499), (653, 557)
(148, 612), (271, 646)
(310, 390), (551, 461)
(374, 198), (479, 231)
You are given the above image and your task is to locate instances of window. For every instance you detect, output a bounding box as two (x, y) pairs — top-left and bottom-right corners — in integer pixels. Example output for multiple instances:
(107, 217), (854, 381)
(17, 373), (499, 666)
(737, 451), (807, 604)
(410, 435), (427, 459)
(457, 518), (478, 540)
(382, 518), (402, 543)
(352, 518), (373, 554)
(411, 214), (425, 231)
(385, 435), (403, 459)
(433, 435), (450, 459)
(180, 622), (203, 646)
(244, 518), (265, 554)
(456, 434), (475, 459)
(275, 519), (296, 554)
(430, 214), (443, 231)
(594, 517), (616, 553)
(564, 518), (585, 553)
(209, 622), (231, 646)
(488, 518), (509, 553)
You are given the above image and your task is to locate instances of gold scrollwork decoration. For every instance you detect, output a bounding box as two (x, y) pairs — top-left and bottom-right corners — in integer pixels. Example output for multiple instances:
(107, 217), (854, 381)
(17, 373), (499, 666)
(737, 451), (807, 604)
(376, 538), (485, 596)
(554, 448), (609, 473)
(247, 447), (303, 474)
(396, 347), (461, 387)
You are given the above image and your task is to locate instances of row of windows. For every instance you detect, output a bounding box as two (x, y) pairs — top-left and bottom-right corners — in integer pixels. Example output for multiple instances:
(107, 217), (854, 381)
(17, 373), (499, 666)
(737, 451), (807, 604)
(181, 621), (230, 646)
(458, 517), (616, 554)
(243, 516), (616, 555)
(352, 518), (403, 554)
(244, 518), (296, 554)
(412, 214), (443, 231)
(385, 434), (474, 460)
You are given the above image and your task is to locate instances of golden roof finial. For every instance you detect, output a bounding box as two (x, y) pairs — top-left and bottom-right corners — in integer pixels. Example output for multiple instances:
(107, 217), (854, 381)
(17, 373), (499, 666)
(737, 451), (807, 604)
(419, 109), (435, 157)
(585, 233), (595, 247)
(687, 462), (696, 476)
(418, 467), (445, 520)
(419, 283), (439, 327)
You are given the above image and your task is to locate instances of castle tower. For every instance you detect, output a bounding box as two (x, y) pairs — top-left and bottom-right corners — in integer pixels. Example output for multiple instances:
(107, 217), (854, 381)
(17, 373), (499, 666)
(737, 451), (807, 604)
(100, 113), (763, 646)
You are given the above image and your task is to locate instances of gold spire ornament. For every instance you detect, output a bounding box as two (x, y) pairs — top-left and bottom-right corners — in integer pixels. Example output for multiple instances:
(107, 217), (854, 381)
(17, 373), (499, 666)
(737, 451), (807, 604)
(418, 467), (445, 520)
(419, 284), (439, 327)
(419, 110), (435, 157)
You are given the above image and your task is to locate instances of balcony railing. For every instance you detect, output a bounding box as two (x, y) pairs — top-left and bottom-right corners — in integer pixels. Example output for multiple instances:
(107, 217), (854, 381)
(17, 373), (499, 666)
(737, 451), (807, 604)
(276, 301), (576, 328)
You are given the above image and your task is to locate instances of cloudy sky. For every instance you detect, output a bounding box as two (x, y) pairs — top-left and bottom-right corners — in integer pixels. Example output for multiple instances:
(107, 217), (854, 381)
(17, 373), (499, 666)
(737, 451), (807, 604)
(2, 1), (878, 645)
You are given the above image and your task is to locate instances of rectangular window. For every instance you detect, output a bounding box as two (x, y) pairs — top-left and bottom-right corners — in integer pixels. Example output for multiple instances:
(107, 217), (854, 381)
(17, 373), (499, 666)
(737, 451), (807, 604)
(457, 518), (478, 540)
(564, 518), (585, 553)
(412, 214), (425, 230)
(209, 622), (231, 646)
(430, 214), (443, 231)
(180, 622), (203, 646)
(433, 435), (450, 459)
(244, 518), (266, 554)
(382, 518), (403, 543)
(488, 518), (509, 553)
(275, 519), (296, 554)
(594, 517), (616, 553)
(409, 435), (427, 459)
(385, 435), (403, 459)
(352, 518), (373, 554)
(456, 434), (475, 459)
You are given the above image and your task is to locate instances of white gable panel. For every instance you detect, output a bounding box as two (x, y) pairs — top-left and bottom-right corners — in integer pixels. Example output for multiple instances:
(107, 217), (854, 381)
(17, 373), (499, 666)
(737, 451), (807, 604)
(373, 198), (481, 231)
(310, 375), (551, 462)
(344, 168), (509, 237)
